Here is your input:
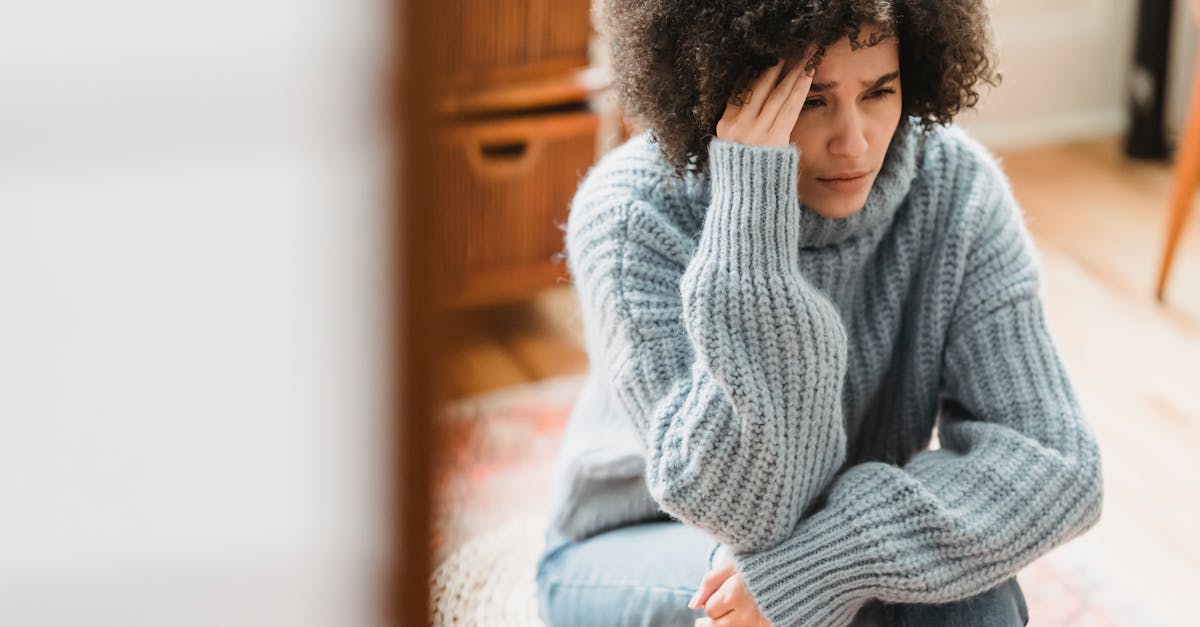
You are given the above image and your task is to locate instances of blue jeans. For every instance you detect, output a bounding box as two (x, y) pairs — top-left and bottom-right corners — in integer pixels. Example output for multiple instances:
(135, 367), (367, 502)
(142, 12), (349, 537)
(535, 521), (1029, 627)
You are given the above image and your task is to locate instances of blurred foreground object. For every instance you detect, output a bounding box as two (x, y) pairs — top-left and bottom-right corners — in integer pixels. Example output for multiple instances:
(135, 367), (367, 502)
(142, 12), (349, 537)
(1156, 0), (1200, 299)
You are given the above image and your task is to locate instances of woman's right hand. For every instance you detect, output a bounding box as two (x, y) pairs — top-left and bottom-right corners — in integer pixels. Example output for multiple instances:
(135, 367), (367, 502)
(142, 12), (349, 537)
(715, 45), (817, 148)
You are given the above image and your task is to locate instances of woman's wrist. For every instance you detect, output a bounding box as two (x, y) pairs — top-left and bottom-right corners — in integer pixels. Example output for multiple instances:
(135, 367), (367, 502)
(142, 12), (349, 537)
(702, 137), (803, 274)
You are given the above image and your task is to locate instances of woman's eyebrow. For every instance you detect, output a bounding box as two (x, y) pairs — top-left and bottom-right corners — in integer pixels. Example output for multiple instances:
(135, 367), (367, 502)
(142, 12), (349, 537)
(810, 70), (900, 93)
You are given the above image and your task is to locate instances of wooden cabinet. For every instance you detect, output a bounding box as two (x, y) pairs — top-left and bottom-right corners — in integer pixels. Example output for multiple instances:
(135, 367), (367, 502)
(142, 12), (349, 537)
(429, 0), (604, 309)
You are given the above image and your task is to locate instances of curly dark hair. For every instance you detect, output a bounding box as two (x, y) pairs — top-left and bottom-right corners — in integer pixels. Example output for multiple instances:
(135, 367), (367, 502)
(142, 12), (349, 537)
(595, 0), (1001, 177)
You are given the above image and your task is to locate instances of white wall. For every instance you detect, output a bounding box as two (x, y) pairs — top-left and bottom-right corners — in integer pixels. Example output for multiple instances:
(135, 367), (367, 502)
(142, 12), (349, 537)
(960, 0), (1197, 149)
(0, 2), (392, 626)
(1166, 0), (1199, 139)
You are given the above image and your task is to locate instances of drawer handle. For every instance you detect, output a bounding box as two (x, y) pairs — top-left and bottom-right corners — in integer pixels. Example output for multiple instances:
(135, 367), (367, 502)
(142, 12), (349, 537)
(481, 140), (527, 161)
(467, 136), (542, 180)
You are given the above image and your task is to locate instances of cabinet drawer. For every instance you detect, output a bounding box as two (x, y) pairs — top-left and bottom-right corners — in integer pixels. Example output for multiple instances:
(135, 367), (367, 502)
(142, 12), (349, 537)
(433, 109), (599, 307)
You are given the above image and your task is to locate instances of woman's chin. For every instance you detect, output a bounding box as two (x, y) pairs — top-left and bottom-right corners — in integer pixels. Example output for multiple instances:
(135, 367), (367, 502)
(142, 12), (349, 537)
(803, 193), (869, 219)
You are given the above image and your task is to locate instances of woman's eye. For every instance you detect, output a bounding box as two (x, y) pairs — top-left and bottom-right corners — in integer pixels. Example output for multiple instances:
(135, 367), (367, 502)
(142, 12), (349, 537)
(803, 89), (894, 110)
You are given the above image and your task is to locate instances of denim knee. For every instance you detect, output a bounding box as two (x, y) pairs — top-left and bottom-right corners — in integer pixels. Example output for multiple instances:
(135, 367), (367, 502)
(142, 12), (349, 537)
(894, 577), (1028, 627)
(533, 524), (713, 627)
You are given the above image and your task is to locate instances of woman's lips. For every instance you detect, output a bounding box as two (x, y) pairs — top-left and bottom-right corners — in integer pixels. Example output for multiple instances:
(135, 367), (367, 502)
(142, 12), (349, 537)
(816, 171), (871, 193)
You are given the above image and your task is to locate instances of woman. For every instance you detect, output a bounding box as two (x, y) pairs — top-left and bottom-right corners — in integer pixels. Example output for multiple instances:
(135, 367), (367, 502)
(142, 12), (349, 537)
(536, 1), (1103, 625)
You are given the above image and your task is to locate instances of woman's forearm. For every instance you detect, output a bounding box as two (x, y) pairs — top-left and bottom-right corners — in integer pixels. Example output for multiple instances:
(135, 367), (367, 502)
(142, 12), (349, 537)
(570, 138), (850, 552)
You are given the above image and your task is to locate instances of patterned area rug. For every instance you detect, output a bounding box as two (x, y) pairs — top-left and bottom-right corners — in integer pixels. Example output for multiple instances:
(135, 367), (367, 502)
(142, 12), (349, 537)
(432, 375), (579, 564)
(431, 375), (1160, 627)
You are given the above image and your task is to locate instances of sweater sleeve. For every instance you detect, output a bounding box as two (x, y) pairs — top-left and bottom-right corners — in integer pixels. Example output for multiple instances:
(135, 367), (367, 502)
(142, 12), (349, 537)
(726, 155), (1105, 626)
(565, 137), (849, 552)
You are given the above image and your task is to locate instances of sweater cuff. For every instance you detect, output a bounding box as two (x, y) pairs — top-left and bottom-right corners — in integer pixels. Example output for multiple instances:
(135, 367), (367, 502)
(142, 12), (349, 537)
(702, 138), (802, 275)
(720, 463), (907, 624)
(730, 492), (883, 626)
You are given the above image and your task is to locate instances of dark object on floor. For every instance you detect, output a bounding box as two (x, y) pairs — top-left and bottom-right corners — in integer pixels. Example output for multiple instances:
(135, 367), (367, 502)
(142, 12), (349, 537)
(1125, 0), (1173, 160)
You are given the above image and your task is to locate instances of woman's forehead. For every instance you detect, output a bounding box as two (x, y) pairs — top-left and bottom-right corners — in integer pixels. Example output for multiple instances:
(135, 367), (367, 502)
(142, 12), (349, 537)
(813, 36), (897, 68)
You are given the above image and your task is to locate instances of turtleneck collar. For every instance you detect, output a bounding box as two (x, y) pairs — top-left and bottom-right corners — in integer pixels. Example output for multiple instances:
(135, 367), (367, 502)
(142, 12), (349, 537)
(688, 115), (922, 250)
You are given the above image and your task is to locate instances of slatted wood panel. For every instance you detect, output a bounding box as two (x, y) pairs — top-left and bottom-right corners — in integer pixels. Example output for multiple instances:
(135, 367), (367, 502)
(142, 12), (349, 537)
(431, 0), (592, 90)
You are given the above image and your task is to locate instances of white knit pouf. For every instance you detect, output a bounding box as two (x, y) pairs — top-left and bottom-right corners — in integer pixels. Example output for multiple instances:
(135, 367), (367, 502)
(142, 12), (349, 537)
(430, 514), (549, 627)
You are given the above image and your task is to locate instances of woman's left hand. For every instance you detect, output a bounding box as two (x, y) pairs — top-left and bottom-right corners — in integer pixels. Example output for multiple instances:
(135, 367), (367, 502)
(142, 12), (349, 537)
(688, 545), (772, 626)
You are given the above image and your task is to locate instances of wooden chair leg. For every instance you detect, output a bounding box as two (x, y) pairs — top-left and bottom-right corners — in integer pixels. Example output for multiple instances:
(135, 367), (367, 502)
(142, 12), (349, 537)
(1156, 53), (1200, 301)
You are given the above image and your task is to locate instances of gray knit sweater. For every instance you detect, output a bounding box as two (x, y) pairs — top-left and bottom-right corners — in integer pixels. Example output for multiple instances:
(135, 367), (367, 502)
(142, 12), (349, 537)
(545, 117), (1104, 626)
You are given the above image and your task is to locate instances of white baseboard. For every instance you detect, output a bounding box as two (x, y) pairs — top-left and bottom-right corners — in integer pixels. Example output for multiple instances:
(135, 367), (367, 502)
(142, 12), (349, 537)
(958, 108), (1129, 151)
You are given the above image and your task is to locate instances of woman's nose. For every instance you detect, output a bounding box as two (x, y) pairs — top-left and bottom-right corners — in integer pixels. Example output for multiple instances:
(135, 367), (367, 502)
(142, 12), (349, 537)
(828, 114), (869, 158)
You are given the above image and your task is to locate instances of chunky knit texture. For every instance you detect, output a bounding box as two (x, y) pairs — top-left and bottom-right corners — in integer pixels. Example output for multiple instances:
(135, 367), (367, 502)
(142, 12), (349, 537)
(546, 117), (1104, 626)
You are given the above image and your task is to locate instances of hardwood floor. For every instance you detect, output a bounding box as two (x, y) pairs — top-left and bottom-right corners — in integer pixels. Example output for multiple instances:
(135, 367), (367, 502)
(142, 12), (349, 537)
(440, 136), (1200, 625)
